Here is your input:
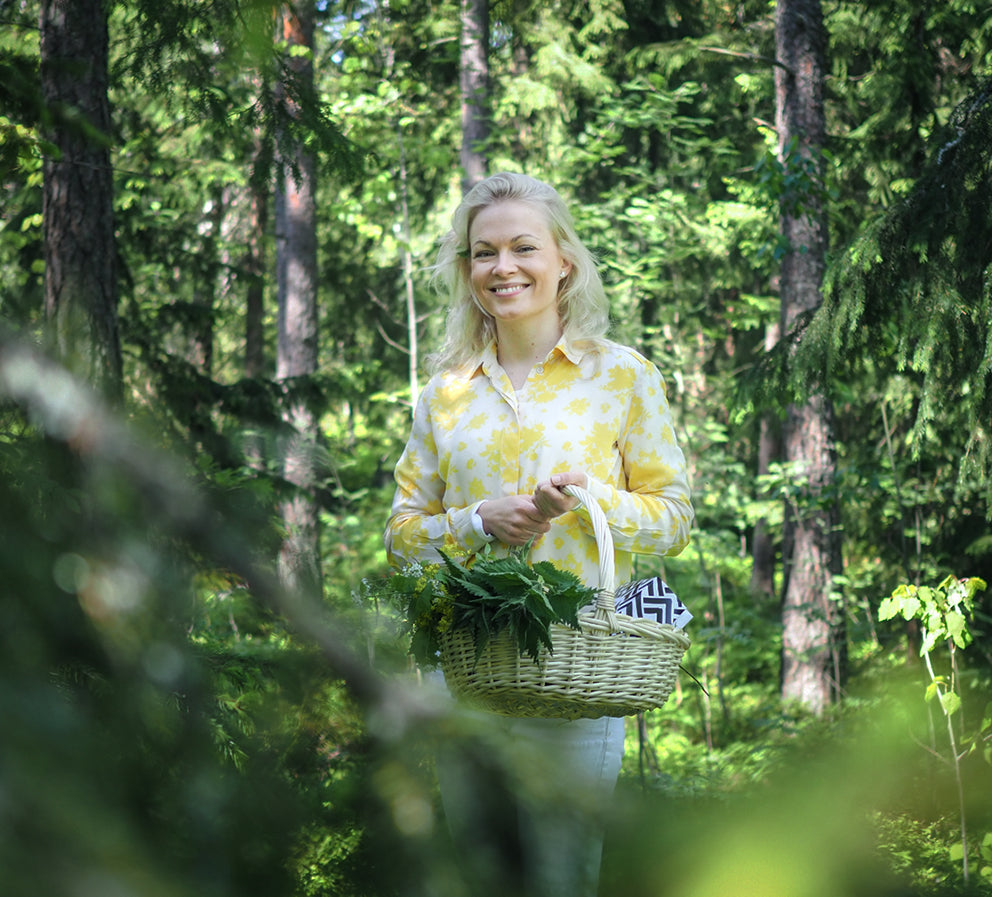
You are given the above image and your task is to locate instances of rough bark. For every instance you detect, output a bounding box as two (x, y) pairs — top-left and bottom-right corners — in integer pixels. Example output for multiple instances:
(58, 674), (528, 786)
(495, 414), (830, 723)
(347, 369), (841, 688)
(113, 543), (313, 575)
(775, 0), (844, 714)
(750, 320), (781, 599)
(275, 3), (322, 598)
(40, 0), (121, 401)
(245, 133), (269, 380)
(459, 0), (489, 194)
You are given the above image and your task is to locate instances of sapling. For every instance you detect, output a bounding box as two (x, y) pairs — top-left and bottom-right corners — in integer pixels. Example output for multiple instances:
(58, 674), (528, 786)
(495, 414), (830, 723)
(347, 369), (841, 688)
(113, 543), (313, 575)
(879, 574), (989, 885)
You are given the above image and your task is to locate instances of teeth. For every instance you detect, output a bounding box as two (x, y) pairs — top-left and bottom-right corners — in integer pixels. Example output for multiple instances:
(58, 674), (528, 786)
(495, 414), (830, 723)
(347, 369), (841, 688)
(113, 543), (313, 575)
(493, 285), (524, 294)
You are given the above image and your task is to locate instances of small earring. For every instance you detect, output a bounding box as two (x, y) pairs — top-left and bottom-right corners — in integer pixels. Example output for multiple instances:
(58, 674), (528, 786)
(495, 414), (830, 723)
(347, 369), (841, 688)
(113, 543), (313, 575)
(559, 270), (567, 279)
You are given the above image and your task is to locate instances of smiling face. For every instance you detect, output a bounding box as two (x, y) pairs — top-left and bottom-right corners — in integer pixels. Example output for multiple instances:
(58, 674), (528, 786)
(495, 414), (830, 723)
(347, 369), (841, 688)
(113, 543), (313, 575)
(468, 200), (572, 333)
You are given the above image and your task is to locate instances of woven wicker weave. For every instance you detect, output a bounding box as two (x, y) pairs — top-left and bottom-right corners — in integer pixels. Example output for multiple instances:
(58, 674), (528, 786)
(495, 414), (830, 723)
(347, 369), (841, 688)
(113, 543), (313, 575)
(439, 485), (690, 719)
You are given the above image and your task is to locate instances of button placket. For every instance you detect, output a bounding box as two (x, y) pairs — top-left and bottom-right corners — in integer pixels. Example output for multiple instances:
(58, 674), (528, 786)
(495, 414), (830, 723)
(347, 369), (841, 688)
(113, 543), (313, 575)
(486, 366), (521, 497)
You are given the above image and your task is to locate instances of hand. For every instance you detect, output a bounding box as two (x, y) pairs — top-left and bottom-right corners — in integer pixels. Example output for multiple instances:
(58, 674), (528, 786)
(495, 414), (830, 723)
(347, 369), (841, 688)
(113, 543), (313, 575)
(476, 495), (553, 547)
(533, 471), (588, 520)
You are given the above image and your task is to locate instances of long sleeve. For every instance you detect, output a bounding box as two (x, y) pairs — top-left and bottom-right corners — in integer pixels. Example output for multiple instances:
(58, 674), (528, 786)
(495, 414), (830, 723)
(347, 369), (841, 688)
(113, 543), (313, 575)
(384, 380), (495, 566)
(581, 355), (693, 555)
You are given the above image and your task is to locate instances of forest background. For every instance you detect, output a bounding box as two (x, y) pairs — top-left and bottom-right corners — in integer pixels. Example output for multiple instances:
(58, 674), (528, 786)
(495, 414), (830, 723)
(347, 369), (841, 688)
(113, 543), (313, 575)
(2, 0), (992, 895)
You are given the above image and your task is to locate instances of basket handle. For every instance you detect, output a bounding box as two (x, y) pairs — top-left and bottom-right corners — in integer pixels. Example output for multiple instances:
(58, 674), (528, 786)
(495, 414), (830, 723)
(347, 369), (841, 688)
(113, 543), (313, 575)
(560, 484), (618, 622)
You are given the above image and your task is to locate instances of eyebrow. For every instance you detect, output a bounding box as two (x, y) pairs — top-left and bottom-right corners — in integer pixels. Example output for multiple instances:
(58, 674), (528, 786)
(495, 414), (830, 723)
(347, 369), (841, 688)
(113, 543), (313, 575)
(471, 233), (542, 247)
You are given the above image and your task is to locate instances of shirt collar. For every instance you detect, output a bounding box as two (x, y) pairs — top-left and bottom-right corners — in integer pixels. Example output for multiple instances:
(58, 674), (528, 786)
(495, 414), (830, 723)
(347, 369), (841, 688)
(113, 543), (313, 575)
(474, 335), (590, 378)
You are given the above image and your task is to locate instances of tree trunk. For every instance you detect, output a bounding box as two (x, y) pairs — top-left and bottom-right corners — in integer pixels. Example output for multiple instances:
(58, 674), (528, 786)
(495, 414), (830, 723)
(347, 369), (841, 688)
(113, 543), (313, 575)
(181, 188), (221, 454)
(189, 187), (221, 376)
(459, 0), (489, 194)
(775, 0), (844, 714)
(40, 0), (122, 401)
(245, 134), (269, 380)
(397, 136), (420, 409)
(275, 3), (322, 598)
(750, 319), (780, 599)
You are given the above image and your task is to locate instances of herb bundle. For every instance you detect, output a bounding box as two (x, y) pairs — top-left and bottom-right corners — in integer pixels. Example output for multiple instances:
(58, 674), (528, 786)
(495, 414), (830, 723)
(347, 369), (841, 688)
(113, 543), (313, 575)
(371, 546), (601, 669)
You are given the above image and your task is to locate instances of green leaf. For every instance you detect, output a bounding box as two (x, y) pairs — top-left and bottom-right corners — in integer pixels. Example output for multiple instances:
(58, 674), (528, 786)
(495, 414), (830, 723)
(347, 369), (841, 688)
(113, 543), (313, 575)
(939, 691), (962, 717)
(877, 596), (900, 621)
(425, 549), (598, 666)
(945, 611), (970, 649)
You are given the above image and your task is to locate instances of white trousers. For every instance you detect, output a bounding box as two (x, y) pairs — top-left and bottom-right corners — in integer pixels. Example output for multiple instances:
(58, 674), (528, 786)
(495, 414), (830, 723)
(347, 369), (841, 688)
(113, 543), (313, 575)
(436, 713), (625, 897)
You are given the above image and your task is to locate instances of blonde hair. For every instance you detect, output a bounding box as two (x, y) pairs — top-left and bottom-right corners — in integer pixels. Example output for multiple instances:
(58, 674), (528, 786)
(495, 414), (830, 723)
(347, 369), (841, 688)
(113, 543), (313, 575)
(427, 172), (610, 374)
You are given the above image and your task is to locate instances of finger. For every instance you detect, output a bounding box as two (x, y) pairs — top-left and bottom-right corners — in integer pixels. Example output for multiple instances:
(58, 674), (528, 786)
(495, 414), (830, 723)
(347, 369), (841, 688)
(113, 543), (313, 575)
(550, 471), (587, 492)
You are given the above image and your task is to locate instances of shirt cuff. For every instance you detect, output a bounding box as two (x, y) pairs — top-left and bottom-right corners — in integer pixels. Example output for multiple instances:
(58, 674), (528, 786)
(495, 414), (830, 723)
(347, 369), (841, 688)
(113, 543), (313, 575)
(470, 502), (495, 543)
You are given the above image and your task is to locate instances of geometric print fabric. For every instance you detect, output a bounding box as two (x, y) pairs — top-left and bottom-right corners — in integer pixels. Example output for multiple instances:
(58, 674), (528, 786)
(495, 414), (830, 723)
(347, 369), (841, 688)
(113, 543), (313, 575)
(614, 576), (692, 629)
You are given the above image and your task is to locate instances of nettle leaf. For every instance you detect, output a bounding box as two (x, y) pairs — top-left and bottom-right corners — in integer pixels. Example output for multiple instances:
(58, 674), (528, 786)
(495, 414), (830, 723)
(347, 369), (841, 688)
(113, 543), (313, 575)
(410, 626), (436, 665)
(547, 590), (584, 629)
(435, 549), (598, 666)
(376, 546), (599, 668)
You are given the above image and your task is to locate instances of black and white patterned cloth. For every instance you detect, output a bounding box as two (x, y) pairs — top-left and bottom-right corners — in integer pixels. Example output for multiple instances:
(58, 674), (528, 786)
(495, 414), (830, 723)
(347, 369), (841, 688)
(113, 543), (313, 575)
(614, 577), (692, 629)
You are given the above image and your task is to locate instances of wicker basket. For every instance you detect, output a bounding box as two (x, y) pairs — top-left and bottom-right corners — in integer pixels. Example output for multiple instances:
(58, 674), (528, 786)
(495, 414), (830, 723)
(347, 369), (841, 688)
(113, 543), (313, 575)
(439, 485), (690, 719)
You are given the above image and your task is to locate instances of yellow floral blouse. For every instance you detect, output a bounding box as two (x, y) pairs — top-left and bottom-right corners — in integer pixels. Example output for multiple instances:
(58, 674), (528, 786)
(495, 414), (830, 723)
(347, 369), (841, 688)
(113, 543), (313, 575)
(384, 337), (694, 588)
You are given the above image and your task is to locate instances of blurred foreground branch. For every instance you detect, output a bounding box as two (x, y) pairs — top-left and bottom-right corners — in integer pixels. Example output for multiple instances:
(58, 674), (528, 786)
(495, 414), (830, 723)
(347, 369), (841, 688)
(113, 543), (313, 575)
(0, 329), (439, 741)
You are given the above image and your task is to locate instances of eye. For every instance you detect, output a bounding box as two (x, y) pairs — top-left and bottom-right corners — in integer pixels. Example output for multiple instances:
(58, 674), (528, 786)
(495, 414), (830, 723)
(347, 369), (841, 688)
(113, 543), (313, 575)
(515, 244), (536, 253)
(472, 248), (494, 260)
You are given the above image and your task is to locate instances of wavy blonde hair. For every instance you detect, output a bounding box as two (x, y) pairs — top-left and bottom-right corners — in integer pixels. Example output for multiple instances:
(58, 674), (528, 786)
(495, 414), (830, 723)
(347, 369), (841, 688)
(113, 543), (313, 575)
(427, 172), (610, 374)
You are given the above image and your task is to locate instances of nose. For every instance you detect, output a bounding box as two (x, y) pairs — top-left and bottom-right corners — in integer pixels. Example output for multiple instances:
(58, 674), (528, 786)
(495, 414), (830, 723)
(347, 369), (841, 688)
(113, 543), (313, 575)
(493, 249), (517, 275)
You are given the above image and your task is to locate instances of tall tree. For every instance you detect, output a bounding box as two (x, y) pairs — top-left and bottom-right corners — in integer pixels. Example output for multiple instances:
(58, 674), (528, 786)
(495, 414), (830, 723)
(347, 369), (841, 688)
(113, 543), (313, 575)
(459, 0), (489, 193)
(245, 137), (270, 380)
(275, 2), (322, 597)
(750, 320), (781, 599)
(774, 0), (843, 714)
(39, 0), (121, 400)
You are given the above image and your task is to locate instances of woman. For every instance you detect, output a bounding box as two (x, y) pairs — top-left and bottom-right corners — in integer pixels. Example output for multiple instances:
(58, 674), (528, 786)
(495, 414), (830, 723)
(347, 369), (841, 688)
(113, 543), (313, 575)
(384, 172), (693, 896)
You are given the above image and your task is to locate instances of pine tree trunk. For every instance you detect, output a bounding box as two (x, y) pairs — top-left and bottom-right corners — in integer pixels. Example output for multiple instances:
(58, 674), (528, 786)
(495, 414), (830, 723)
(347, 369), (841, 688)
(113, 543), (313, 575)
(275, 3), (322, 598)
(40, 0), (122, 401)
(459, 0), (489, 193)
(750, 320), (780, 598)
(775, 0), (844, 714)
(189, 187), (221, 376)
(245, 133), (269, 380)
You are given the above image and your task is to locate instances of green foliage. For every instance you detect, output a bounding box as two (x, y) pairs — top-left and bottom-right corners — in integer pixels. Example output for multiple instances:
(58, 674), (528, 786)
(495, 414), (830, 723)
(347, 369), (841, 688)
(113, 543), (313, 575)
(807, 77), (992, 506)
(367, 546), (598, 667)
(880, 576), (986, 656)
(4, 0), (992, 893)
(0, 428), (300, 896)
(878, 574), (991, 886)
(437, 547), (595, 663)
(875, 814), (982, 895)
